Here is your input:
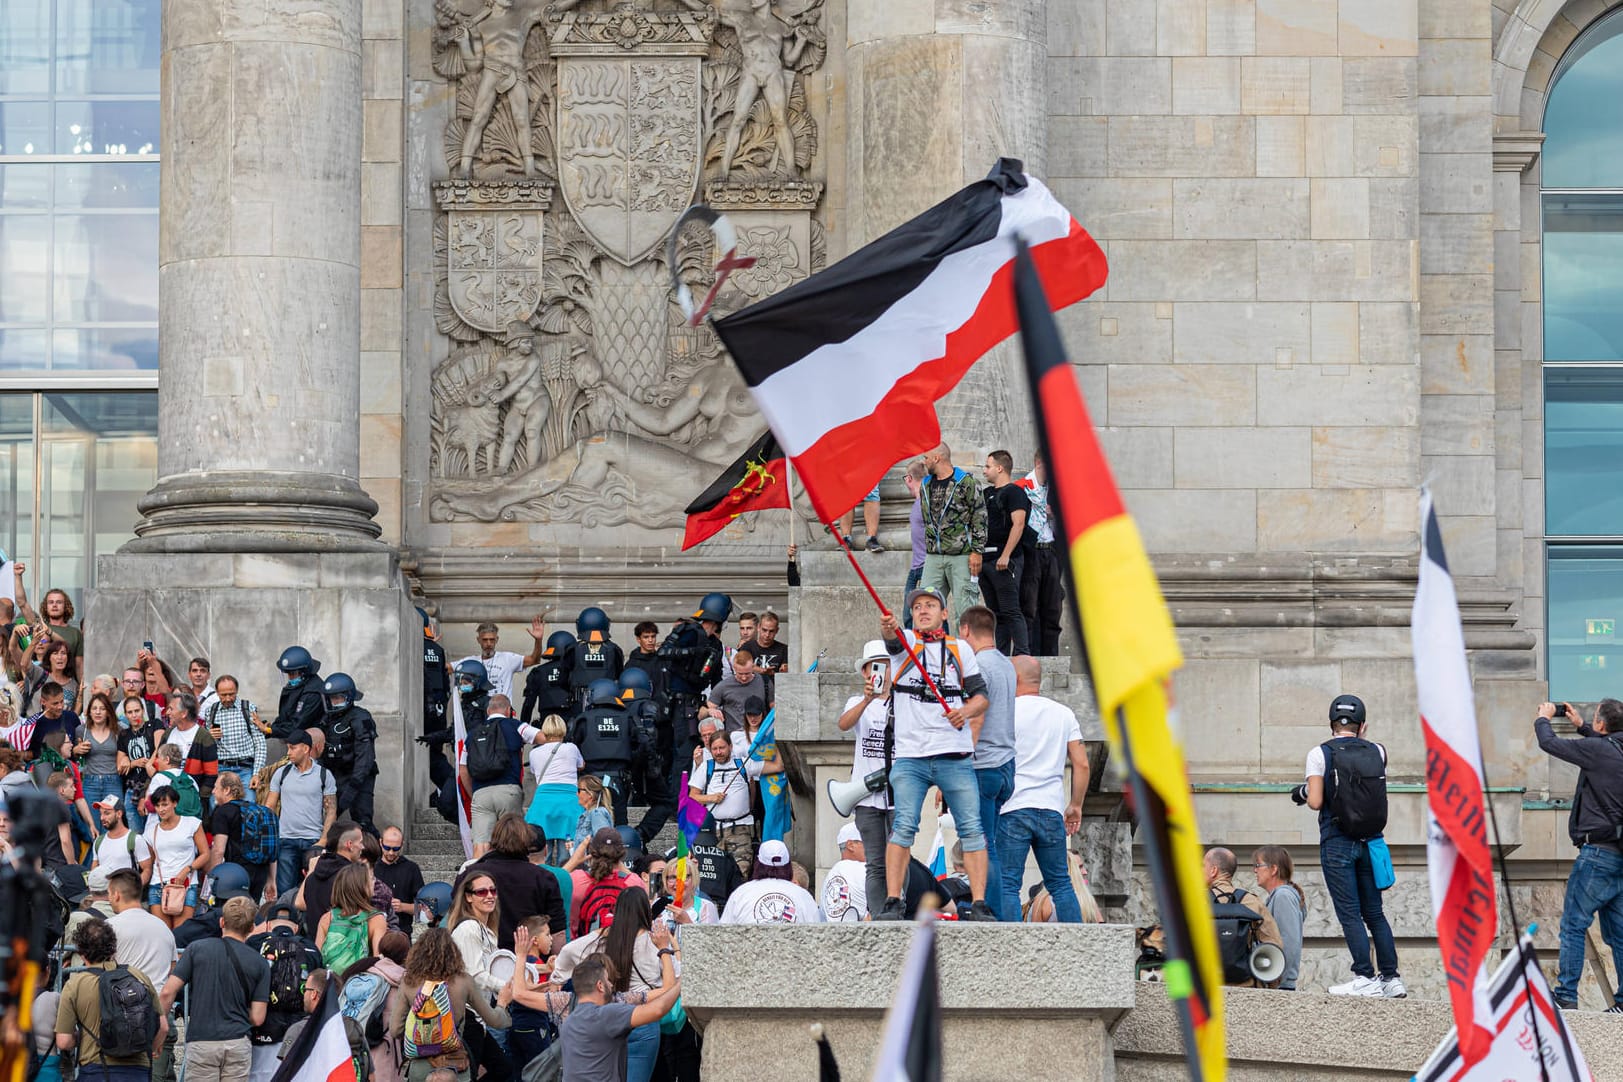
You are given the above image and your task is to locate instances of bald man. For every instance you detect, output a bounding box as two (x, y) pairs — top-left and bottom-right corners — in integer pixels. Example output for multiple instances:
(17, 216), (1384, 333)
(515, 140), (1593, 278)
(999, 655), (1090, 921)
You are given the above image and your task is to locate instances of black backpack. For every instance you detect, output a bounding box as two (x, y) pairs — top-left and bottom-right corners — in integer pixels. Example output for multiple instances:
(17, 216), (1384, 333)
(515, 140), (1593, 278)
(97, 965), (157, 1057)
(1210, 889), (1263, 984)
(465, 715), (510, 782)
(257, 929), (314, 1039)
(1323, 738), (1388, 840)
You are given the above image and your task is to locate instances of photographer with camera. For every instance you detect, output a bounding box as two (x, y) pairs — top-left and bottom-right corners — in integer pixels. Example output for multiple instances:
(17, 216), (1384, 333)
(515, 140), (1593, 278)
(1289, 694), (1404, 998)
(1536, 698), (1623, 1011)
(835, 640), (895, 916)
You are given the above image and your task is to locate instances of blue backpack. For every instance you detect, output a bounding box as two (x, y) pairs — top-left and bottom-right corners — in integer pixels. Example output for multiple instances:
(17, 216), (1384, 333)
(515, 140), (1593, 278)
(236, 799), (279, 865)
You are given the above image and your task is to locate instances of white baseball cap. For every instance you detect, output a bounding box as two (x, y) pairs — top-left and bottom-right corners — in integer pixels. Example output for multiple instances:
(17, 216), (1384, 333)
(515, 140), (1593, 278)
(758, 839), (791, 867)
(836, 822), (862, 848)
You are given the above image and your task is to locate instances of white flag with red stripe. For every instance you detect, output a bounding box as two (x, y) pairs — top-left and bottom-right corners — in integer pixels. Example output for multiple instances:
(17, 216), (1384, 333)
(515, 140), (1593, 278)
(268, 974), (359, 1082)
(451, 689), (473, 859)
(1413, 490), (1498, 1066)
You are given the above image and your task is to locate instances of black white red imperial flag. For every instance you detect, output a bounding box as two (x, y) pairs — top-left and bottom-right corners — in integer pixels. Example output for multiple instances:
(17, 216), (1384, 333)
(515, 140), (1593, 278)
(711, 156), (1108, 525)
(681, 430), (791, 550)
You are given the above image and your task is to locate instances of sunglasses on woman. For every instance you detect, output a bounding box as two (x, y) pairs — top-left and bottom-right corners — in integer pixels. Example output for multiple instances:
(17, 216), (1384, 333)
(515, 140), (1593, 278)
(470, 886), (498, 898)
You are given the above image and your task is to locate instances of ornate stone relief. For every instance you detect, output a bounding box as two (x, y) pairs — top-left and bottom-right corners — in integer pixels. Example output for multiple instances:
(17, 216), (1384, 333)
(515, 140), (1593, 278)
(427, 0), (828, 529)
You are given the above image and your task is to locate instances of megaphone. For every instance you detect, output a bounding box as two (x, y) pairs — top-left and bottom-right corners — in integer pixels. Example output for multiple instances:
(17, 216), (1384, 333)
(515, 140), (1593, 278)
(827, 769), (889, 817)
(1249, 942), (1286, 983)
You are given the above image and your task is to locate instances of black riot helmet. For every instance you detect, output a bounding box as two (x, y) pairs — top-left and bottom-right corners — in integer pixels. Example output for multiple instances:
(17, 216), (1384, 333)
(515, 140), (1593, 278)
(454, 659), (492, 697)
(322, 672), (362, 713)
(544, 630), (576, 659)
(576, 607), (611, 643)
(692, 593), (733, 626)
(618, 668), (652, 701)
(277, 645), (321, 685)
(587, 678), (622, 707)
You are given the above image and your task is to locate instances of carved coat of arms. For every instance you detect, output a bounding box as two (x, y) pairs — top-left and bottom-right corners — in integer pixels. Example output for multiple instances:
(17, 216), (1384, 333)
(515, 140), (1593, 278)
(549, 6), (714, 265)
(437, 180), (552, 334)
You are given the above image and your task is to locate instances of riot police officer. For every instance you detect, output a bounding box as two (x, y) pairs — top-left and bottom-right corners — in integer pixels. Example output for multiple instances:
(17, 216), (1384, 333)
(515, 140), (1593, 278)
(420, 609), (452, 789)
(420, 658), (494, 773)
(659, 592), (732, 801)
(273, 646), (325, 741)
(521, 630), (577, 726)
(573, 677), (636, 827)
(563, 607), (625, 709)
(619, 668), (673, 845)
(320, 672), (379, 835)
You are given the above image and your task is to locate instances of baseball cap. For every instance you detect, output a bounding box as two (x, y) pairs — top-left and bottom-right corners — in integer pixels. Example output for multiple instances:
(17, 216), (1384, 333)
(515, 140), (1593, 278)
(836, 822), (862, 848)
(92, 793), (121, 810)
(286, 728), (313, 747)
(905, 587), (946, 612)
(264, 902), (300, 924)
(590, 826), (626, 857)
(86, 867), (110, 894)
(758, 839), (790, 867)
(743, 696), (766, 716)
(1329, 694), (1366, 727)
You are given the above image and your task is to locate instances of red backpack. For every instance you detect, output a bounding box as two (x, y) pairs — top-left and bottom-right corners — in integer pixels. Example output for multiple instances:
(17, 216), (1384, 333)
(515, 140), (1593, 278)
(574, 873), (629, 938)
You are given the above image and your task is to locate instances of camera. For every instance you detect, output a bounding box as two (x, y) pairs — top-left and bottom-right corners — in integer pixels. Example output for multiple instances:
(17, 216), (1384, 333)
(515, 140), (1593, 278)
(1555, 703), (1569, 718)
(1289, 783), (1309, 806)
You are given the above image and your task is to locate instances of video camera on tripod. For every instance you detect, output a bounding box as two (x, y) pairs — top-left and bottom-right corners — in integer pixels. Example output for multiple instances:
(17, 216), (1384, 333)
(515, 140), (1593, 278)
(1, 788), (73, 1079)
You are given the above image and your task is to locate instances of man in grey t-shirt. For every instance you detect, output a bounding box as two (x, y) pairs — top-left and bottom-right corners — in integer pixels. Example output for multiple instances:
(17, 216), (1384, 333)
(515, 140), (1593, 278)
(704, 646), (769, 733)
(266, 729), (337, 894)
(561, 937), (682, 1082)
(959, 605), (1018, 921)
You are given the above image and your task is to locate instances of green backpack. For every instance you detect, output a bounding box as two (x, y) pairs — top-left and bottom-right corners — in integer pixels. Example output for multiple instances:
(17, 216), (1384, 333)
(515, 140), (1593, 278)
(154, 769), (202, 817)
(322, 910), (372, 976)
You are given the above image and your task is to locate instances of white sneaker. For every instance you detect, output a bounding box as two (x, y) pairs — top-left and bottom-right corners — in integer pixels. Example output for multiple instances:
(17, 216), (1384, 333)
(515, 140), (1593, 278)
(1381, 977), (1407, 999)
(1328, 976), (1384, 996)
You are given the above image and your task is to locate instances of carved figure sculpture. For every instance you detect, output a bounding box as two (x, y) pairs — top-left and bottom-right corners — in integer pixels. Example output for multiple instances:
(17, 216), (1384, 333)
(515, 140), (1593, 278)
(682, 0), (809, 177)
(455, 0), (579, 177)
(490, 321), (550, 473)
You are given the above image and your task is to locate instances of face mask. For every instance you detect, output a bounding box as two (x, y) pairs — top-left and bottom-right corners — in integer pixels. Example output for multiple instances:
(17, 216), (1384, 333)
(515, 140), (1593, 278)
(457, 683), (476, 696)
(287, 674), (305, 688)
(328, 696), (347, 710)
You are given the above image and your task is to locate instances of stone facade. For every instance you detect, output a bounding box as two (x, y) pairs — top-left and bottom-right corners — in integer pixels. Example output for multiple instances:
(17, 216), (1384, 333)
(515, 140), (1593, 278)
(91, 0), (1623, 1015)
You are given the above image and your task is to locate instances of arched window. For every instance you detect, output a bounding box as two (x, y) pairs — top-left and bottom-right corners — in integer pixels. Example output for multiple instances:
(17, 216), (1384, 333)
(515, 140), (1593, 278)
(1543, 10), (1623, 698)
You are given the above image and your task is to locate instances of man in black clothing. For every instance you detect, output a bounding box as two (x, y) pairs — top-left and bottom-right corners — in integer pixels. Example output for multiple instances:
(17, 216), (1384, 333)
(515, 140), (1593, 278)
(298, 820), (363, 939)
(209, 773), (271, 901)
(374, 825), (425, 921)
(1538, 698), (1623, 1009)
(246, 903), (323, 1046)
(690, 827), (745, 909)
(624, 622), (671, 707)
(978, 449), (1031, 656)
(272, 646), (325, 741)
(521, 630), (577, 725)
(318, 673), (378, 835)
(420, 611), (452, 789)
(660, 594), (731, 809)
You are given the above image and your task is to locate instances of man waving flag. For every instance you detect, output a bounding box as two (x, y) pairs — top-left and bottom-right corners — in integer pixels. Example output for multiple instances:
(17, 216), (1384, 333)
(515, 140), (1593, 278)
(1412, 490), (1498, 1065)
(712, 157), (1107, 525)
(1010, 237), (1224, 1081)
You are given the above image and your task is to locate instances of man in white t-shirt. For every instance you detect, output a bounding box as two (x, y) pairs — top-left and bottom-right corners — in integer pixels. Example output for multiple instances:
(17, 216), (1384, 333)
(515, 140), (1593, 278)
(720, 840), (823, 924)
(873, 589), (994, 922)
(106, 868), (177, 986)
(835, 639), (893, 916)
(821, 822), (869, 922)
(455, 617), (547, 702)
(90, 793), (154, 886)
(1000, 656), (1089, 922)
(689, 728), (763, 875)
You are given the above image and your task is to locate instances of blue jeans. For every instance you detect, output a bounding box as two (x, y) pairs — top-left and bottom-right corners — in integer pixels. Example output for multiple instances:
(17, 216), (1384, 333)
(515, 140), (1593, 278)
(997, 807), (1083, 922)
(975, 761), (1015, 919)
(123, 786), (147, 834)
(1556, 844), (1623, 1004)
(81, 774), (121, 825)
(1320, 834), (1398, 979)
(626, 1020), (660, 1082)
(903, 565), (923, 629)
(277, 837), (317, 894)
(888, 755), (984, 851)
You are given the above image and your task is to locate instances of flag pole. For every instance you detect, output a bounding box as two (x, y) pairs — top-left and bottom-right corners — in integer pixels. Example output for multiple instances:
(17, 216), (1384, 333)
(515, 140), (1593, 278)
(1117, 706), (1206, 1082)
(827, 526), (955, 713)
(788, 458), (798, 553)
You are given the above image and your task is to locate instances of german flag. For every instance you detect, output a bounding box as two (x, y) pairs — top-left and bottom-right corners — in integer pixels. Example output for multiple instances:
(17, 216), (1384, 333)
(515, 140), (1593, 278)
(682, 431), (791, 550)
(1012, 236), (1225, 1082)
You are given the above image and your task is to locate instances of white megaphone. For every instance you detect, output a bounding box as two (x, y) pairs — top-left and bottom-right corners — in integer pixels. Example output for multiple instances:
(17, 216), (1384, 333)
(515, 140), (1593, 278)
(827, 769), (889, 817)
(1249, 942), (1286, 983)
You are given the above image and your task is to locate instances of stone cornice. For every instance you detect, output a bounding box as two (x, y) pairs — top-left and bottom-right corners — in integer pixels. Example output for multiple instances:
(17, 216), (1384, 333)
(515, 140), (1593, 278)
(1493, 130), (1545, 173)
(432, 179), (554, 212)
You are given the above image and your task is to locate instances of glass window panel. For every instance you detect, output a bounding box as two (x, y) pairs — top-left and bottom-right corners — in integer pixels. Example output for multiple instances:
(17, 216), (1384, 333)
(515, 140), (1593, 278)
(1549, 547), (1623, 700)
(0, 394), (35, 574)
(0, 101), (52, 157)
(54, 100), (158, 156)
(52, 161), (157, 209)
(1546, 369), (1623, 535)
(0, 2), (53, 95)
(1544, 13), (1623, 189)
(41, 392), (157, 598)
(51, 212), (157, 323)
(53, 0), (160, 97)
(52, 326), (156, 371)
(0, 215), (51, 324)
(0, 164), (52, 210)
(0, 330), (49, 371)
(1544, 193), (1623, 362)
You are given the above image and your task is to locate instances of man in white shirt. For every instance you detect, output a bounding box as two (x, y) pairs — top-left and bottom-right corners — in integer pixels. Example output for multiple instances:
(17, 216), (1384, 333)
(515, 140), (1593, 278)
(689, 728), (763, 875)
(719, 840), (823, 924)
(821, 822), (869, 922)
(873, 589), (995, 922)
(1001, 656), (1089, 922)
(90, 794), (154, 886)
(1018, 453), (1065, 656)
(106, 867), (177, 987)
(455, 617), (547, 701)
(835, 639), (893, 917)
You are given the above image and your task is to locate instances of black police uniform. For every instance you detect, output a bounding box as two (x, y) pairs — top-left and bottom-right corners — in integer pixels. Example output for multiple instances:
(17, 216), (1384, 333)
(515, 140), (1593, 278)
(573, 701), (636, 827)
(273, 679), (326, 740)
(322, 704), (379, 835)
(521, 655), (575, 726)
(423, 634), (452, 788)
(626, 694), (674, 844)
(658, 618), (724, 797)
(564, 637), (625, 708)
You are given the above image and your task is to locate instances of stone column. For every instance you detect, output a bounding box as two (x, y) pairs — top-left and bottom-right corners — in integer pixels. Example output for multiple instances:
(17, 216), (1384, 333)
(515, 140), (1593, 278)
(845, 0), (1047, 465)
(131, 0), (379, 552)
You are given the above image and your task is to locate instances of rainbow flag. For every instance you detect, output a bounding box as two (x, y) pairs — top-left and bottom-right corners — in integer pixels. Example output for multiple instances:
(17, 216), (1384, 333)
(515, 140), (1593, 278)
(676, 769), (707, 845)
(1012, 234), (1224, 1082)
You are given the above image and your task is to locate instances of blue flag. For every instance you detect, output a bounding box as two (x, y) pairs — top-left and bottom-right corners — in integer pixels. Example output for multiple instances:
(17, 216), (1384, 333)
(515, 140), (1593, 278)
(748, 710), (792, 842)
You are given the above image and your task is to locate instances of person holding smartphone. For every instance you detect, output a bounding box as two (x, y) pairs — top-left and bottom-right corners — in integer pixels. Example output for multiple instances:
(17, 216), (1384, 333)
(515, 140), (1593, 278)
(834, 639), (895, 917)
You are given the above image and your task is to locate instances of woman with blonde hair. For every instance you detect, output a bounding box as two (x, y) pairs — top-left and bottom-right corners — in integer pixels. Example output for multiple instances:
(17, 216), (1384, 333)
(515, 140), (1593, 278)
(525, 713), (584, 864)
(1253, 845), (1305, 991)
(572, 773), (613, 850)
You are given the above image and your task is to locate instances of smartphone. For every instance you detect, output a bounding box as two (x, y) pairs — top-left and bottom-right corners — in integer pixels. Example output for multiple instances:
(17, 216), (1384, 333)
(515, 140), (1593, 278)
(650, 896), (671, 920)
(867, 663), (887, 696)
(142, 640), (154, 654)
(1555, 703), (1569, 717)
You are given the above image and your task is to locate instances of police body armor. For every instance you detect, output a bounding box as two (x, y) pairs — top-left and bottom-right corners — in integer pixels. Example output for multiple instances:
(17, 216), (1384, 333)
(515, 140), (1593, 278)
(322, 705), (376, 776)
(576, 704), (635, 771)
(522, 656), (575, 725)
(423, 637), (448, 720)
(659, 619), (722, 697)
(567, 639), (625, 703)
(274, 682), (326, 740)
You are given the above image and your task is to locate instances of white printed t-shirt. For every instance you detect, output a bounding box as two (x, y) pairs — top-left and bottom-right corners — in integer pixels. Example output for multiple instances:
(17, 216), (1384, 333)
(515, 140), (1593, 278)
(886, 632), (980, 759)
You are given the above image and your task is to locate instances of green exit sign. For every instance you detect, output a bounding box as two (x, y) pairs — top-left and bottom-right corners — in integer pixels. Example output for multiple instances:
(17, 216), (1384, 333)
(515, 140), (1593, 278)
(1582, 655), (1609, 671)
(1588, 619), (1615, 640)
